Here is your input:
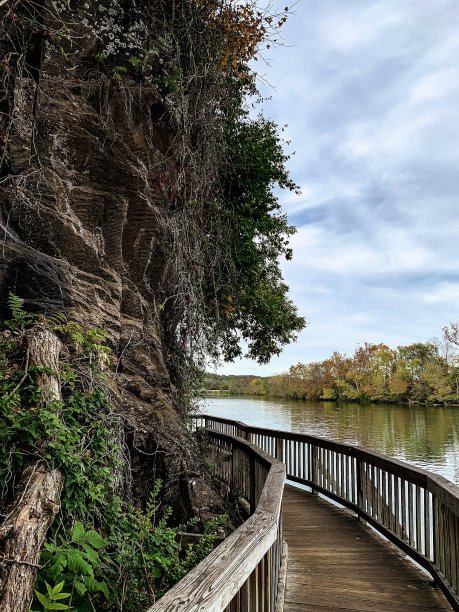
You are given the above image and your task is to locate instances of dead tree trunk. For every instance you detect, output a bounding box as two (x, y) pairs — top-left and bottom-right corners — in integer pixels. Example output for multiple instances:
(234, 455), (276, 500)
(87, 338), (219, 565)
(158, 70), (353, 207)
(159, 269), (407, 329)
(0, 326), (64, 612)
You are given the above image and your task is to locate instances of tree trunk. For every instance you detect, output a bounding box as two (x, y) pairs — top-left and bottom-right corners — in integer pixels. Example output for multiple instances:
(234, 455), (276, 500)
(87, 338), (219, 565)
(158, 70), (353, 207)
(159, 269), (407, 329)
(0, 326), (64, 612)
(0, 465), (63, 612)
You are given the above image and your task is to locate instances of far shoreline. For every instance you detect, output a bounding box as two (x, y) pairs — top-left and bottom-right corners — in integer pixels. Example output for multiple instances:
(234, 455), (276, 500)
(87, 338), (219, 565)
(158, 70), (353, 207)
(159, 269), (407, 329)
(200, 391), (459, 408)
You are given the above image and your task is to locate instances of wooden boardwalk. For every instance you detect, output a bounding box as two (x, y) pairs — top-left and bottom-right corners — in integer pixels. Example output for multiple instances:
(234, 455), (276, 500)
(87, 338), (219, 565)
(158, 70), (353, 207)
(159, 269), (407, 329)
(283, 485), (451, 611)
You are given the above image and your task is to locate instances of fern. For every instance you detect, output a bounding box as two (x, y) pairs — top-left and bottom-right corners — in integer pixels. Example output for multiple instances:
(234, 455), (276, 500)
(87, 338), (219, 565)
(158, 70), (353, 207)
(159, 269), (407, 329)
(5, 293), (35, 330)
(8, 293), (24, 319)
(42, 312), (67, 328)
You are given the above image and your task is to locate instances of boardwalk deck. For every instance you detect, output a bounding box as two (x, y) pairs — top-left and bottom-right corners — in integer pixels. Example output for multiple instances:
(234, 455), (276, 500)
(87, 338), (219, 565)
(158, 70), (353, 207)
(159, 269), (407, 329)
(283, 485), (451, 611)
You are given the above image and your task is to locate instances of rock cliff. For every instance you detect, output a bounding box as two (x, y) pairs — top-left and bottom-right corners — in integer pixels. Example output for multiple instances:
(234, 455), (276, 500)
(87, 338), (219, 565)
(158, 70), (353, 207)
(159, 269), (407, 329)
(0, 0), (223, 522)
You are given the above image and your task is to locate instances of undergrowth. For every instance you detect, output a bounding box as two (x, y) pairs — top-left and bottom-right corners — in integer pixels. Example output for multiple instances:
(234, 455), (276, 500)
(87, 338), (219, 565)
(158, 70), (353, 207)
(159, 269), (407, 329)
(0, 295), (225, 610)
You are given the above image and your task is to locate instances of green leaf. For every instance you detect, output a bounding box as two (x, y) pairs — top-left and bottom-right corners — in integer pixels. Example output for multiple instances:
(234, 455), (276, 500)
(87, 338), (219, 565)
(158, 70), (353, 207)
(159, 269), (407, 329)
(47, 604), (70, 611)
(71, 521), (85, 544)
(51, 582), (65, 595)
(74, 580), (87, 596)
(84, 577), (110, 600)
(81, 543), (98, 565)
(49, 556), (66, 579)
(151, 566), (161, 578)
(67, 551), (93, 576)
(51, 593), (72, 601)
(46, 582), (53, 597)
(98, 581), (110, 600)
(84, 529), (106, 549)
(34, 590), (50, 608)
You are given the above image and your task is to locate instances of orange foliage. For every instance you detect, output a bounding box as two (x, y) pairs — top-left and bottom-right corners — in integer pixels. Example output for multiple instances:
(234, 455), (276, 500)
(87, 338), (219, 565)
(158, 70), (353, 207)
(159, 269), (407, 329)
(197, 0), (288, 73)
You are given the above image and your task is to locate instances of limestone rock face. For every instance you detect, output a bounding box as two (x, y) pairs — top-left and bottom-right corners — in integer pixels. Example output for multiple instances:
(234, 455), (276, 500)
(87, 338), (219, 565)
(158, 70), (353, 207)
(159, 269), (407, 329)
(0, 0), (221, 522)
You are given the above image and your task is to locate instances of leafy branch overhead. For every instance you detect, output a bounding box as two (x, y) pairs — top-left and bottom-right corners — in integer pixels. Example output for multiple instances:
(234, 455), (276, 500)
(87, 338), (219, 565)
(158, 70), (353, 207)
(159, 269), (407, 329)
(147, 0), (306, 381)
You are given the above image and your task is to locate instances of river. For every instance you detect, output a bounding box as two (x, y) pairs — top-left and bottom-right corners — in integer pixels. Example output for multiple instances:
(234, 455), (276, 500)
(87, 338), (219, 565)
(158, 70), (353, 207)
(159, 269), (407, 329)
(200, 395), (459, 485)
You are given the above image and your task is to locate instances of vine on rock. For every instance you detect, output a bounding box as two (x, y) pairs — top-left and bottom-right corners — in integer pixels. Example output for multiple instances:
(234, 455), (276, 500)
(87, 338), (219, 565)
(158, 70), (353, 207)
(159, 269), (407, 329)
(0, 296), (225, 610)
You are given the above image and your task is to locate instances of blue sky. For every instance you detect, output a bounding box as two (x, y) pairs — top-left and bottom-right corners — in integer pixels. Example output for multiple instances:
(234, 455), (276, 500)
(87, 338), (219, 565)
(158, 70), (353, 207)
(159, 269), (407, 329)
(218, 0), (459, 376)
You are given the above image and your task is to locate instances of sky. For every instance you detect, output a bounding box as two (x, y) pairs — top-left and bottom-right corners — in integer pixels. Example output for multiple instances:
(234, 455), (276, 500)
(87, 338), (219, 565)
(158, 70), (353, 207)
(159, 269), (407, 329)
(218, 0), (459, 376)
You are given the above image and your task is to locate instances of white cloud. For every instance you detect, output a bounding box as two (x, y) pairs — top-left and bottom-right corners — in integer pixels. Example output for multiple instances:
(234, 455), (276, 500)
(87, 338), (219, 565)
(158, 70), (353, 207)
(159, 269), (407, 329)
(219, 0), (459, 376)
(422, 283), (459, 305)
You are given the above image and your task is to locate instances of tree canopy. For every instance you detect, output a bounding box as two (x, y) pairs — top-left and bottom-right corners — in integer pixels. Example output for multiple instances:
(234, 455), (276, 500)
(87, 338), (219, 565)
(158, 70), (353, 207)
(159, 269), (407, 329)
(206, 324), (459, 404)
(211, 114), (305, 363)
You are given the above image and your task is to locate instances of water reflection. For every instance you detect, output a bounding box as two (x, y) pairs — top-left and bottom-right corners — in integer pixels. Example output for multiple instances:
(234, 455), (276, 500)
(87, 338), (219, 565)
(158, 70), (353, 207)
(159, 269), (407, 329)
(200, 396), (459, 485)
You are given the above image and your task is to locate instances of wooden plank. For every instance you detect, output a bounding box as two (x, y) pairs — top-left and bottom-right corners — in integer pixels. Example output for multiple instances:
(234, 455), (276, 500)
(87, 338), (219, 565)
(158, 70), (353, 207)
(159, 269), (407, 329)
(416, 485), (422, 552)
(349, 455), (354, 504)
(387, 472), (393, 531)
(367, 463), (372, 516)
(250, 566), (257, 611)
(455, 515), (459, 593)
(276, 436), (283, 463)
(438, 501), (445, 575)
(453, 514), (458, 593)
(299, 441), (304, 480)
(394, 476), (400, 537)
(402, 478), (407, 543)
(312, 445), (318, 492)
(425, 489), (431, 560)
(409, 482), (415, 547)
(283, 486), (451, 612)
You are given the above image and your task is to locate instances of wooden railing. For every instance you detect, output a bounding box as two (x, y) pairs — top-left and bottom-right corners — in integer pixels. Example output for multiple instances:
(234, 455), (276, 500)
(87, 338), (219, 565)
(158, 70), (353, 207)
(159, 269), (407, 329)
(148, 428), (286, 611)
(195, 415), (459, 611)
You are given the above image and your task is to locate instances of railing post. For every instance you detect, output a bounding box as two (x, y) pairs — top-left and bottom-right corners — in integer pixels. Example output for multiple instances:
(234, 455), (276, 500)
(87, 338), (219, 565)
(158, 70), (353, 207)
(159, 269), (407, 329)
(249, 454), (256, 513)
(357, 459), (364, 520)
(240, 580), (249, 611)
(231, 445), (235, 493)
(311, 445), (318, 495)
(276, 437), (284, 463)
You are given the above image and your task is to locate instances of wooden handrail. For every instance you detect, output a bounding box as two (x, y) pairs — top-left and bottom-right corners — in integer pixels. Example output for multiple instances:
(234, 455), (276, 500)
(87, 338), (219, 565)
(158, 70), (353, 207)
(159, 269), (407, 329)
(148, 430), (286, 611)
(195, 415), (459, 610)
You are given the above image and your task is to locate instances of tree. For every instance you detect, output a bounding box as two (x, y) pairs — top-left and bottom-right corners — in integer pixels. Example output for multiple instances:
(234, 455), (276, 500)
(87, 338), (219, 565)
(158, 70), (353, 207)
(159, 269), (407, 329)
(442, 323), (459, 399)
(204, 114), (305, 364)
(398, 342), (440, 401)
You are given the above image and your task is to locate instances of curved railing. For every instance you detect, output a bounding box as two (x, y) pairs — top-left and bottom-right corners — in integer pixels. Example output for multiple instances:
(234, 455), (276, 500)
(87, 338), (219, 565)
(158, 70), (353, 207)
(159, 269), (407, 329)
(148, 428), (286, 611)
(195, 414), (459, 610)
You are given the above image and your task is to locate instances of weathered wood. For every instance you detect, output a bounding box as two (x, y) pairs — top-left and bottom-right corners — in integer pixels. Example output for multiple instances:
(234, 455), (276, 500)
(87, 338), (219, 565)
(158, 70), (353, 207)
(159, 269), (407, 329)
(191, 415), (459, 610)
(283, 486), (450, 611)
(149, 431), (285, 611)
(275, 541), (288, 612)
(425, 489), (432, 559)
(198, 416), (459, 501)
(416, 485), (422, 551)
(0, 326), (64, 612)
(26, 326), (62, 403)
(409, 481), (415, 547)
